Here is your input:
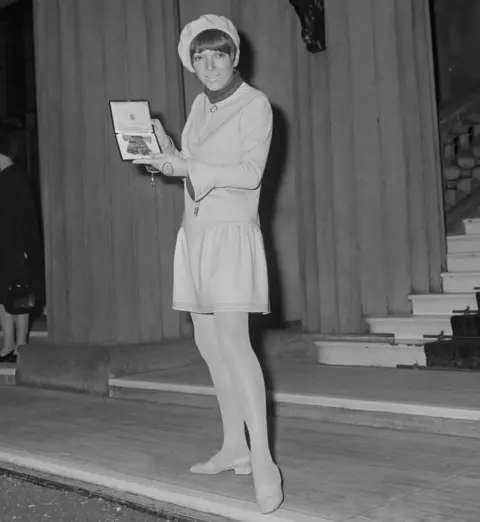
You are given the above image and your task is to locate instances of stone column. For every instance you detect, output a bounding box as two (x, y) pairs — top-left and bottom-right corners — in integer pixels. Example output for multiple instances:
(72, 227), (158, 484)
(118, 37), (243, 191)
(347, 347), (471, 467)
(294, 0), (445, 333)
(19, 0), (192, 393)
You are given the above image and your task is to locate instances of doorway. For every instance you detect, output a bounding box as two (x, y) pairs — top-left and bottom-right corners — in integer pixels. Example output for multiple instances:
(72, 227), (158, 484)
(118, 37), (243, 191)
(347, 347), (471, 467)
(0, 0), (46, 336)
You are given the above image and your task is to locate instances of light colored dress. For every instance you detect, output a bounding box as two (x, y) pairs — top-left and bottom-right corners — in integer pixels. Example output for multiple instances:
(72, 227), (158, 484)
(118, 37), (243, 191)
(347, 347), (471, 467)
(173, 82), (273, 314)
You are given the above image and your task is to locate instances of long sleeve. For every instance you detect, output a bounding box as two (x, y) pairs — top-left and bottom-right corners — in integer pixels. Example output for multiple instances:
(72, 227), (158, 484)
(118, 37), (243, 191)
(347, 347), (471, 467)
(185, 94), (273, 202)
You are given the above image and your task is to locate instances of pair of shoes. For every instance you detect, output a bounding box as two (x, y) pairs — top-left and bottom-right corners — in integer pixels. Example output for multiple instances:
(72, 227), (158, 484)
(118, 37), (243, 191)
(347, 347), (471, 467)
(190, 456), (252, 475)
(0, 350), (17, 364)
(254, 463), (284, 515)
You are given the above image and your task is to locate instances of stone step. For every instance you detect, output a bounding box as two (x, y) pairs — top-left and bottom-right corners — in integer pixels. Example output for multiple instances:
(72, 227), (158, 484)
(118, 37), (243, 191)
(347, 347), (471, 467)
(409, 293), (477, 315)
(464, 217), (480, 235)
(314, 337), (426, 367)
(441, 271), (480, 293)
(0, 331), (47, 339)
(109, 372), (480, 440)
(447, 252), (480, 272)
(447, 233), (480, 254)
(366, 315), (452, 340)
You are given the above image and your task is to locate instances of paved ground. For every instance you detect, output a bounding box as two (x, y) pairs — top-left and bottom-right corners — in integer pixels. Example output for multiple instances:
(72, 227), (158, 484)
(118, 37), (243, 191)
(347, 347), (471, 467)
(0, 385), (480, 522)
(0, 471), (169, 522)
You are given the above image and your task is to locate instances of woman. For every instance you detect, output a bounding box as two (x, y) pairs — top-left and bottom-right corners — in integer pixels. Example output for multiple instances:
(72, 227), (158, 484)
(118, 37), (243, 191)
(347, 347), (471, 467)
(134, 14), (283, 514)
(0, 131), (43, 363)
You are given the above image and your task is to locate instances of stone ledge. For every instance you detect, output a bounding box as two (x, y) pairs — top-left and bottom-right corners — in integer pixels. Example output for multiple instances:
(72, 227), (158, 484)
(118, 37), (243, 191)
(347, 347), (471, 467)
(16, 338), (200, 396)
(15, 329), (317, 395)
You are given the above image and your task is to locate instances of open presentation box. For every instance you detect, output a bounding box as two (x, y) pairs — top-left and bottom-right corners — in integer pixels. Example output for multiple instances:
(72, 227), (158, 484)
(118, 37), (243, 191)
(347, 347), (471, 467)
(109, 100), (160, 161)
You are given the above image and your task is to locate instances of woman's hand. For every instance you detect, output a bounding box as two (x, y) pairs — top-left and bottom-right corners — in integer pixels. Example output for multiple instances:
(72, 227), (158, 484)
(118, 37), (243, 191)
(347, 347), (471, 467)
(152, 119), (175, 154)
(133, 153), (189, 178)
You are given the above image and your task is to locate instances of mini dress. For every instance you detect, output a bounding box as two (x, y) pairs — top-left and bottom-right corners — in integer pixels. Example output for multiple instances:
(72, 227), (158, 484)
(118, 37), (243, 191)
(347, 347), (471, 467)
(172, 82), (273, 314)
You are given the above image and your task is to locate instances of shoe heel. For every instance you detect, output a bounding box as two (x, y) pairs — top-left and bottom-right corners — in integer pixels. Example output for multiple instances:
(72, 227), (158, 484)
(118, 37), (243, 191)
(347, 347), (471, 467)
(234, 465), (252, 475)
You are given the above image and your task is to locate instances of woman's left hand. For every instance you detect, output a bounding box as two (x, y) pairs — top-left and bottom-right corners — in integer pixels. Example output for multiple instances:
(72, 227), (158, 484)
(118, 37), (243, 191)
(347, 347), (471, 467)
(133, 154), (188, 178)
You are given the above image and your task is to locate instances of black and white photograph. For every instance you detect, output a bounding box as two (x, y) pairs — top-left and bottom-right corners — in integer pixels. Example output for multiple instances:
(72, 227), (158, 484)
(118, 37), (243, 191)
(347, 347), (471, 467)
(1, 1), (480, 521)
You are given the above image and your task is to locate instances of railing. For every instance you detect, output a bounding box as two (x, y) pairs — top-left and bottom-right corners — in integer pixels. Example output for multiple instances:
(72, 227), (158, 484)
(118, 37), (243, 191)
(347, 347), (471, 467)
(439, 90), (480, 213)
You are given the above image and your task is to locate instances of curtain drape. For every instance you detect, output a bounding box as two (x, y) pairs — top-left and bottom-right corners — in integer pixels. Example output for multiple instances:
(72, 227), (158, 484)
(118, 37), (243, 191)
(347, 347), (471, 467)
(35, 0), (188, 344)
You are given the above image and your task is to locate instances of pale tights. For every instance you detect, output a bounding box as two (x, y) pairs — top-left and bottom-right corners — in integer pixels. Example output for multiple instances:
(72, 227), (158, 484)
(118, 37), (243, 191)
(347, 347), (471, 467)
(191, 312), (275, 475)
(0, 304), (28, 355)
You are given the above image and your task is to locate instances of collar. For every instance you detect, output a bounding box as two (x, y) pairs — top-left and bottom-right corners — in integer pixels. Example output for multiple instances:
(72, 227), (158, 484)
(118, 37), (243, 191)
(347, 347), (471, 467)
(204, 70), (243, 105)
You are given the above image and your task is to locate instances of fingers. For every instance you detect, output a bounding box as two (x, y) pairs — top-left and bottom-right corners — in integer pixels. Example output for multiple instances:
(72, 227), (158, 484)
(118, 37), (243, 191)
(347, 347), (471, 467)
(152, 119), (167, 136)
(133, 154), (164, 164)
(132, 159), (150, 164)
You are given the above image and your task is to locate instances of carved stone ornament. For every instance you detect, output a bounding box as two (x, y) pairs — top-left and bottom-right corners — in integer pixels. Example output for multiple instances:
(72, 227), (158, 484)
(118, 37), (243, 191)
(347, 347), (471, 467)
(289, 0), (326, 53)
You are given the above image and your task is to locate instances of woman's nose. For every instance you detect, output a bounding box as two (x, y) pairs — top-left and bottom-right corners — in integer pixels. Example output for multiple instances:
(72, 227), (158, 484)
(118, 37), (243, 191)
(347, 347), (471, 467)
(206, 57), (215, 70)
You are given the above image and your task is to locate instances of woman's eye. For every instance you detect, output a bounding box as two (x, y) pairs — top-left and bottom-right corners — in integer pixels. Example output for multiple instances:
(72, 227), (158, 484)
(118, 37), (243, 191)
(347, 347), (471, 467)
(215, 52), (226, 58)
(193, 55), (204, 62)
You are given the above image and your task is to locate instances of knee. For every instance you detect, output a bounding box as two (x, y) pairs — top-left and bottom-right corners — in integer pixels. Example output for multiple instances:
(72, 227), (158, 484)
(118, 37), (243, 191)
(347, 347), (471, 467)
(191, 315), (220, 365)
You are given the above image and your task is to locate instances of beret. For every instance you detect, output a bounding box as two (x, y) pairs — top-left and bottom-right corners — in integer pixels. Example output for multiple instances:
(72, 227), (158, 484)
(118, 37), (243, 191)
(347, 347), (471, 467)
(178, 14), (240, 73)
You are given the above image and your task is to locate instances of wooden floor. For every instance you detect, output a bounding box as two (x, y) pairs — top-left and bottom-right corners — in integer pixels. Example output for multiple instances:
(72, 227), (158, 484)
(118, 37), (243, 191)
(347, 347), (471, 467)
(0, 386), (479, 521)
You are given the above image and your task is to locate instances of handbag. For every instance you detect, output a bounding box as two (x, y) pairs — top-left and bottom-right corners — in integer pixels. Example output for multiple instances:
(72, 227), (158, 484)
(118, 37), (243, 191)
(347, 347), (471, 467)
(4, 252), (36, 315)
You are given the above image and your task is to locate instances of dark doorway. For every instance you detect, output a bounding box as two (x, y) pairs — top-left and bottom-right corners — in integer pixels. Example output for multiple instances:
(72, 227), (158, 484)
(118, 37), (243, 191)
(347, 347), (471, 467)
(0, 0), (46, 331)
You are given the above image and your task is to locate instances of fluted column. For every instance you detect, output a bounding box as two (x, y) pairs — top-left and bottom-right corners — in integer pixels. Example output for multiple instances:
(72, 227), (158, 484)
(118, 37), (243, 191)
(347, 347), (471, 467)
(34, 0), (188, 345)
(294, 0), (445, 333)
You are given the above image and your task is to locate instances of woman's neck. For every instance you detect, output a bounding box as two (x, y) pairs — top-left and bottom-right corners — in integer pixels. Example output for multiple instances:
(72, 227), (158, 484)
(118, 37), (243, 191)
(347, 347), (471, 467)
(204, 70), (243, 105)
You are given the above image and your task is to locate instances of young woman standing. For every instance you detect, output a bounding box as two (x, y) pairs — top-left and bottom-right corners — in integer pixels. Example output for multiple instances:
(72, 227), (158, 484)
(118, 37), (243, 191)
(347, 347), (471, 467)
(135, 14), (283, 514)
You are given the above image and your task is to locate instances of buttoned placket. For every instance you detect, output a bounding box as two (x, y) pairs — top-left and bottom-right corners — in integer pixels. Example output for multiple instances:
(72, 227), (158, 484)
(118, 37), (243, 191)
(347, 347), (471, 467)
(193, 102), (218, 217)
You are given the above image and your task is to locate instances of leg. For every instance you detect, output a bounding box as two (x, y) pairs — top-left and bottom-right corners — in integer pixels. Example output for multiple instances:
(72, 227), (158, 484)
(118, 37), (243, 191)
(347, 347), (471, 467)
(0, 305), (15, 356)
(213, 312), (283, 513)
(191, 312), (250, 470)
(14, 313), (29, 351)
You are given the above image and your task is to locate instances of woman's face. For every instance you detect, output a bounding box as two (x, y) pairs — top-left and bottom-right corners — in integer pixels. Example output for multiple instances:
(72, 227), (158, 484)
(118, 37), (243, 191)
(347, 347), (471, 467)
(192, 49), (235, 91)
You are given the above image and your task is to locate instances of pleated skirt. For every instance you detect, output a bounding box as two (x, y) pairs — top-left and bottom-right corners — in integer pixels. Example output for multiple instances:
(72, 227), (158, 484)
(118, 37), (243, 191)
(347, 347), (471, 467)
(173, 222), (270, 314)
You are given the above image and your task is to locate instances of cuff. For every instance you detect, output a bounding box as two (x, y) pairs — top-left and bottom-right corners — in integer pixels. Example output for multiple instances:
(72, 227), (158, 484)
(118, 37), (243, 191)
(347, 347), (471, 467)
(185, 158), (215, 202)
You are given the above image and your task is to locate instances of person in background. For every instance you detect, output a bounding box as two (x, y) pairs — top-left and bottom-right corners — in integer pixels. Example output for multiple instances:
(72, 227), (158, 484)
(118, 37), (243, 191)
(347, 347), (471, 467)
(134, 14), (283, 515)
(0, 131), (43, 363)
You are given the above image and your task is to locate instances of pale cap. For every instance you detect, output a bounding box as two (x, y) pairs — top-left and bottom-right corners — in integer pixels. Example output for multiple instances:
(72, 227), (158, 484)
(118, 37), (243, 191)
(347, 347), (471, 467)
(178, 14), (240, 73)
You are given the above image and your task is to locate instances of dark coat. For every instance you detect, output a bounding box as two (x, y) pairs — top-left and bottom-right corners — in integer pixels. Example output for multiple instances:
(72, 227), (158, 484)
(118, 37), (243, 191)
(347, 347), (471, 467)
(0, 164), (44, 306)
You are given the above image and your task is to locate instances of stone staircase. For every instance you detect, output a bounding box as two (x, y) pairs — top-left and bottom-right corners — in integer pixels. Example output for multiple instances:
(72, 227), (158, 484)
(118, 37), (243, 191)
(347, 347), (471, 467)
(315, 214), (480, 368)
(316, 91), (480, 368)
(368, 214), (480, 340)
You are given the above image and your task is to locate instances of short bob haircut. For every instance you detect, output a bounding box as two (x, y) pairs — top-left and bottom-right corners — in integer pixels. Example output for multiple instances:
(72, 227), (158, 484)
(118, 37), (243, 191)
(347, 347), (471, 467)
(189, 29), (237, 63)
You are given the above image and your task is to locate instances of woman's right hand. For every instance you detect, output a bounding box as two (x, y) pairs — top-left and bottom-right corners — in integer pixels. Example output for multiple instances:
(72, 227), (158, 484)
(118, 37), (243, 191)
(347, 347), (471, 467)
(152, 119), (175, 154)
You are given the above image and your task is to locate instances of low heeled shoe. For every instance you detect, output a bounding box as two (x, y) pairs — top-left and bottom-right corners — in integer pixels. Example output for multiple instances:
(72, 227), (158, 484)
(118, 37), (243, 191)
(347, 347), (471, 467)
(189, 456), (252, 475)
